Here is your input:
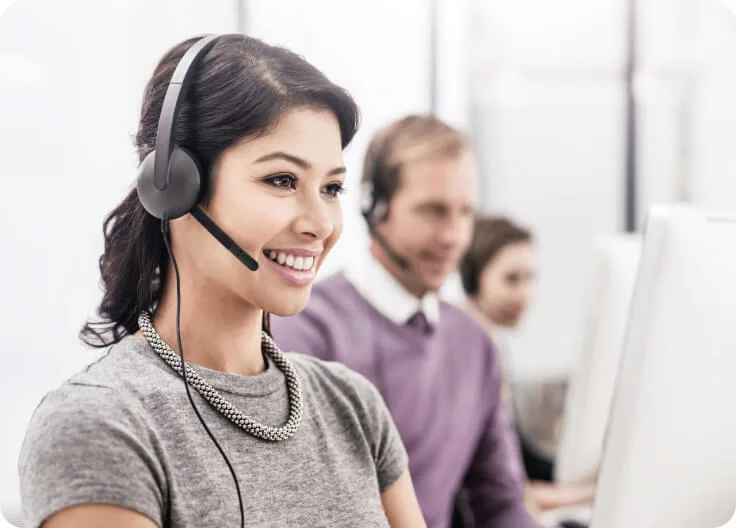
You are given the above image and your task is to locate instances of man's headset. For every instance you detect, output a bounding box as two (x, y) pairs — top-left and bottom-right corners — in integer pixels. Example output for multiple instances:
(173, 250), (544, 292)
(360, 147), (410, 270)
(136, 34), (258, 272)
(135, 34), (247, 528)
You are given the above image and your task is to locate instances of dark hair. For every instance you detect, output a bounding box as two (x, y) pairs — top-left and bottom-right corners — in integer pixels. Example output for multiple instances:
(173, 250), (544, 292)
(80, 34), (360, 347)
(460, 216), (533, 297)
(362, 114), (467, 209)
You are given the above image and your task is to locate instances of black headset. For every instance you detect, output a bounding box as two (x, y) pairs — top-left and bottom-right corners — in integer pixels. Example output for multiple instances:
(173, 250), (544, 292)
(136, 34), (258, 272)
(135, 34), (247, 528)
(360, 145), (389, 225)
(360, 143), (410, 270)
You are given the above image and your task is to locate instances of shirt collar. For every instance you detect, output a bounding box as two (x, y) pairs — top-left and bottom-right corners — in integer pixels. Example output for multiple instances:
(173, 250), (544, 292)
(344, 250), (440, 327)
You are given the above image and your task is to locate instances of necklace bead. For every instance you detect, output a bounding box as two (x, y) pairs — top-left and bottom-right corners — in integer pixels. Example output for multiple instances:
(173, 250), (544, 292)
(138, 312), (303, 442)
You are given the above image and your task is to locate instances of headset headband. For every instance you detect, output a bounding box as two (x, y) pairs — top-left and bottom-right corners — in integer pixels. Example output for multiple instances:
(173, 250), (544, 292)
(153, 34), (220, 191)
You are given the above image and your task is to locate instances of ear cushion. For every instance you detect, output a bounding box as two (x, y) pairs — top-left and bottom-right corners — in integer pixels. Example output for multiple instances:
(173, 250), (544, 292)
(137, 147), (202, 220)
(360, 180), (375, 219)
(372, 199), (388, 223)
(360, 180), (389, 224)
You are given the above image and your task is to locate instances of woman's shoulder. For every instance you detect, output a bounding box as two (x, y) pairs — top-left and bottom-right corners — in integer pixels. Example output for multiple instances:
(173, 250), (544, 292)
(69, 334), (179, 391)
(285, 353), (408, 493)
(285, 352), (388, 425)
(22, 376), (147, 458)
(19, 339), (169, 528)
(25, 336), (174, 439)
(286, 351), (378, 398)
(19, 336), (173, 467)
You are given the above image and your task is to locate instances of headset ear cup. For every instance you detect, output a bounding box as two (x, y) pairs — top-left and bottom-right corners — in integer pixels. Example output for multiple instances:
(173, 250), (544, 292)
(360, 180), (375, 220)
(373, 199), (388, 223)
(136, 151), (161, 219)
(136, 148), (202, 220)
(168, 147), (202, 214)
(361, 180), (389, 224)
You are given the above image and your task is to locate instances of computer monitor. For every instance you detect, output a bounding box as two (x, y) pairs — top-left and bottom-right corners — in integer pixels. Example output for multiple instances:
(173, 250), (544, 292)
(590, 203), (736, 528)
(554, 233), (642, 486)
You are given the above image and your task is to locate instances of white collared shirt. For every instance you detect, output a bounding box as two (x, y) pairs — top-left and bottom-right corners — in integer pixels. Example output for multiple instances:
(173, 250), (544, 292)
(343, 251), (440, 327)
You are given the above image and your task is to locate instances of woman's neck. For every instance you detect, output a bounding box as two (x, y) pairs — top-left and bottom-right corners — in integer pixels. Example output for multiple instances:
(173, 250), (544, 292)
(150, 272), (266, 377)
(467, 297), (490, 324)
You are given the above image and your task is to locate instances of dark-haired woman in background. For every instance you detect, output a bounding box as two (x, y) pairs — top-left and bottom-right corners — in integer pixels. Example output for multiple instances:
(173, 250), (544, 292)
(460, 216), (595, 523)
(18, 34), (425, 528)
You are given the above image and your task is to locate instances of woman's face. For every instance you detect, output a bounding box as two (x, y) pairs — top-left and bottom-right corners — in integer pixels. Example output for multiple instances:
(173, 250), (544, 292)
(476, 241), (536, 328)
(173, 106), (346, 317)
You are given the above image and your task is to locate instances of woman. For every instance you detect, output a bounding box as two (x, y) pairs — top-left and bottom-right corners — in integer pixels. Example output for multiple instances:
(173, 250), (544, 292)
(18, 34), (426, 528)
(459, 216), (595, 519)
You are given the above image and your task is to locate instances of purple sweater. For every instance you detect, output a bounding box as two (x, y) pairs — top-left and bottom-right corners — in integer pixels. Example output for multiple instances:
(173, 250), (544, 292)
(271, 273), (539, 528)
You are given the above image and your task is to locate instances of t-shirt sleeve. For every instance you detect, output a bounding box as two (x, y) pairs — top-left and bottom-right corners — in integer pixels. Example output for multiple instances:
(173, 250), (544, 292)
(351, 371), (409, 493)
(18, 385), (166, 528)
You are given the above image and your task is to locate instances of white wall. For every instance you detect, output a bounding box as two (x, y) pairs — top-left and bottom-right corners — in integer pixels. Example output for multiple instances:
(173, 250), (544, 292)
(131, 0), (239, 98)
(688, 0), (736, 211)
(243, 0), (434, 278)
(635, 0), (696, 222)
(0, 0), (239, 502)
(468, 0), (628, 377)
(466, 0), (720, 378)
(435, 0), (472, 132)
(0, 0), (134, 501)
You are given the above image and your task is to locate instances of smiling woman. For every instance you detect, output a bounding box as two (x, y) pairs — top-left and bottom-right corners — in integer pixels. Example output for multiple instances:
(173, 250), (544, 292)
(249, 148), (346, 287)
(157, 105), (350, 327)
(17, 34), (426, 528)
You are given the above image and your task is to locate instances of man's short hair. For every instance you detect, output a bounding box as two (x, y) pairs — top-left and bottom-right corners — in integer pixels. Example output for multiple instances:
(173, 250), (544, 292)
(460, 216), (533, 296)
(362, 115), (468, 207)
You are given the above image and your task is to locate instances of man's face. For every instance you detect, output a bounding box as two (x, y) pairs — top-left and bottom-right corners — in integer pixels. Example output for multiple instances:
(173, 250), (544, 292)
(375, 148), (478, 296)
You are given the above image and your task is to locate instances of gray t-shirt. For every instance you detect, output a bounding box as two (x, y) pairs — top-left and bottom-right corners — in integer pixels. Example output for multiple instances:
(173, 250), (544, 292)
(18, 335), (408, 528)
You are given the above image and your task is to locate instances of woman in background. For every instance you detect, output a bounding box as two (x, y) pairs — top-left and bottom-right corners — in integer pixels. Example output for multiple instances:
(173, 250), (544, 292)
(459, 216), (596, 518)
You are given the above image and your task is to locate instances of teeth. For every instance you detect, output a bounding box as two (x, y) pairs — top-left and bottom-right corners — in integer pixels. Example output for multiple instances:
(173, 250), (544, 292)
(266, 251), (316, 272)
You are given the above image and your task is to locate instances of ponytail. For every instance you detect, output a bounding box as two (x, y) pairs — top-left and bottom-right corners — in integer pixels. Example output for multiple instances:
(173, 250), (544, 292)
(80, 189), (167, 347)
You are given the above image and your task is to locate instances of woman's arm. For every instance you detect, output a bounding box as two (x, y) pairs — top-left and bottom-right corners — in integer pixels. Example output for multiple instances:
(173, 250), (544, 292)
(44, 505), (159, 528)
(381, 468), (427, 528)
(527, 481), (596, 512)
(19, 387), (166, 528)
